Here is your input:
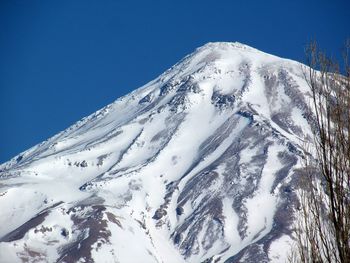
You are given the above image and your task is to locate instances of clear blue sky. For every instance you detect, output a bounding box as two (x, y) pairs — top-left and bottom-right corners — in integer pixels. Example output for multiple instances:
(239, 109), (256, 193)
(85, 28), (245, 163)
(0, 0), (349, 163)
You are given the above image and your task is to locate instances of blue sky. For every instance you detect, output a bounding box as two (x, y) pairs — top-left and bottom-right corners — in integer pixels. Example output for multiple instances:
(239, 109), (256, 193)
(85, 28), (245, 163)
(0, 0), (349, 163)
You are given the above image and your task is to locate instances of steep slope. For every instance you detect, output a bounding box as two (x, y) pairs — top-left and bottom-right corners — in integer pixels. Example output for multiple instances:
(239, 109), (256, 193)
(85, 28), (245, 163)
(0, 42), (313, 263)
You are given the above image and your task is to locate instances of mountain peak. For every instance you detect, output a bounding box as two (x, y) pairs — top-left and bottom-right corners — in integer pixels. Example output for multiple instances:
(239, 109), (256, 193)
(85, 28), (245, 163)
(186, 41), (290, 69)
(0, 43), (313, 263)
(199, 41), (259, 52)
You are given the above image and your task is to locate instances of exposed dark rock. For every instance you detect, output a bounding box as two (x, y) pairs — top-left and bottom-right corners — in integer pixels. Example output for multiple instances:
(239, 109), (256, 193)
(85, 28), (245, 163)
(211, 91), (235, 108)
(16, 155), (23, 163)
(139, 93), (153, 104)
(61, 228), (69, 237)
(58, 204), (111, 263)
(80, 160), (88, 167)
(152, 208), (167, 220)
(176, 206), (184, 216)
(0, 202), (62, 242)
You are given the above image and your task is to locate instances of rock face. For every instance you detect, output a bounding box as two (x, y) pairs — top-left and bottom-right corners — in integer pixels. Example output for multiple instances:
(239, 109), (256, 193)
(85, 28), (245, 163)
(0, 42), (313, 262)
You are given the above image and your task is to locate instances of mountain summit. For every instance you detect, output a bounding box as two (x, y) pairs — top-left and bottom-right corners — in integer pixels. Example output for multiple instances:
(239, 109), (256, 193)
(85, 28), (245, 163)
(0, 42), (312, 262)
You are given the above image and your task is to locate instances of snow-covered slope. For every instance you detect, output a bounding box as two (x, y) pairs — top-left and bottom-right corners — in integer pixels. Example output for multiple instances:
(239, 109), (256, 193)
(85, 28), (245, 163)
(0, 42), (313, 263)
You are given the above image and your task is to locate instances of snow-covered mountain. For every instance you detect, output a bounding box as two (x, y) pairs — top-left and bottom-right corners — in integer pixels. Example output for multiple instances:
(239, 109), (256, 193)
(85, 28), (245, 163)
(0, 42), (313, 263)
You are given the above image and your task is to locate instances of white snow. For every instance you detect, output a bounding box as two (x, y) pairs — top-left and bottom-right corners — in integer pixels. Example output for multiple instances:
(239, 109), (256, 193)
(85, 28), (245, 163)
(268, 235), (294, 263)
(245, 143), (284, 241)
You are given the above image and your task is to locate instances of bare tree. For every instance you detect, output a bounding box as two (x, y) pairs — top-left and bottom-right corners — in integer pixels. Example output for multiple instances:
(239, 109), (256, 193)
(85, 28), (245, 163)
(290, 40), (350, 263)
